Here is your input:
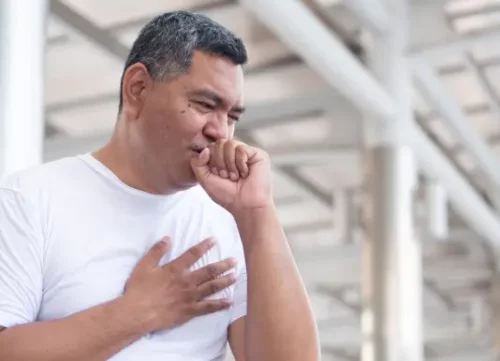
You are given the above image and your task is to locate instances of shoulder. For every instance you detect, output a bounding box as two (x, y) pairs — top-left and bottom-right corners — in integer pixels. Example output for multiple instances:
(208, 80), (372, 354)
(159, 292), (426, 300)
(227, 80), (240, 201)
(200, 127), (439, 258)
(0, 156), (87, 212)
(1, 156), (85, 196)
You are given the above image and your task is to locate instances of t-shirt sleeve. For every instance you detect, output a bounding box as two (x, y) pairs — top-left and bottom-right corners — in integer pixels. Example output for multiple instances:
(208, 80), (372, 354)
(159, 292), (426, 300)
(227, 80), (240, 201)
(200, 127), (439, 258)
(0, 188), (44, 327)
(229, 232), (247, 324)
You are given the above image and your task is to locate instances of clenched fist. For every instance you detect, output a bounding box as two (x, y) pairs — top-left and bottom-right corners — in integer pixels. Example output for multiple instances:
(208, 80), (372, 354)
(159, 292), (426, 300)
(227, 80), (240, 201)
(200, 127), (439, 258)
(190, 139), (273, 213)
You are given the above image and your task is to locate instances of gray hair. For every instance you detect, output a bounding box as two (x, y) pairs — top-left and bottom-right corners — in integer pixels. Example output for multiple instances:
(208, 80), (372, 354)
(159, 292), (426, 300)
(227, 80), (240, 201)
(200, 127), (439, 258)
(118, 10), (248, 111)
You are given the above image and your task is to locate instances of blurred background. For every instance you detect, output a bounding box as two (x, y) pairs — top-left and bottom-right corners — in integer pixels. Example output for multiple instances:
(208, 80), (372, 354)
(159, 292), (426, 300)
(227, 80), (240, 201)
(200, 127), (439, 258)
(3, 0), (500, 360)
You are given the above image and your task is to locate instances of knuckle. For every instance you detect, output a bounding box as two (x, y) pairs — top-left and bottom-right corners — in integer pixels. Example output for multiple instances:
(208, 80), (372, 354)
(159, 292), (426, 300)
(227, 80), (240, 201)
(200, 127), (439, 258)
(210, 282), (220, 294)
(188, 246), (203, 259)
(206, 265), (219, 279)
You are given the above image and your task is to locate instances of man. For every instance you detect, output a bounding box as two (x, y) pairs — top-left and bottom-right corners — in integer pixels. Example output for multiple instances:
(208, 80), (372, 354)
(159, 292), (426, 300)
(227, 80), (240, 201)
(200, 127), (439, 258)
(0, 11), (319, 361)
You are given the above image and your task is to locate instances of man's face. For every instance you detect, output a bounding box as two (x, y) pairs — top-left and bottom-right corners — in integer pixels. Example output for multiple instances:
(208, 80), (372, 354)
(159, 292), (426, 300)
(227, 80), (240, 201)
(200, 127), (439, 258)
(126, 50), (245, 191)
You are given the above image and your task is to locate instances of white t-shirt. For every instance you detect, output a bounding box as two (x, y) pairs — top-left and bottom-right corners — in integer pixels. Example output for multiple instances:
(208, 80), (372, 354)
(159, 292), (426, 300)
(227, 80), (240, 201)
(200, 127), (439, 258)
(0, 154), (247, 361)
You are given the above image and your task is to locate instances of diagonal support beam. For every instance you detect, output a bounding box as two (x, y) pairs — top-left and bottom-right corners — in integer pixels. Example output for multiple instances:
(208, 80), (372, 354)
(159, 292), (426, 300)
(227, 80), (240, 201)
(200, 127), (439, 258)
(238, 0), (397, 122)
(50, 0), (129, 60)
(342, 0), (391, 34)
(412, 61), (500, 189)
(240, 0), (500, 251)
(410, 122), (500, 246)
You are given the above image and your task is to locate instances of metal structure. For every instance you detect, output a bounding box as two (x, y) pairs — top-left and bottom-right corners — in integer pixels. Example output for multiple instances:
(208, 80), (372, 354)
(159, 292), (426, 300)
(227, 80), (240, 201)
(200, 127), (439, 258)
(3, 0), (500, 359)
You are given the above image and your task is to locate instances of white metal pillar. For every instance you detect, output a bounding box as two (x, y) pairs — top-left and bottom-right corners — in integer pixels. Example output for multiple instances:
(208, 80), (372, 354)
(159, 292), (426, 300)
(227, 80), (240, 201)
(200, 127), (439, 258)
(0, 0), (48, 176)
(425, 179), (449, 240)
(361, 0), (423, 360)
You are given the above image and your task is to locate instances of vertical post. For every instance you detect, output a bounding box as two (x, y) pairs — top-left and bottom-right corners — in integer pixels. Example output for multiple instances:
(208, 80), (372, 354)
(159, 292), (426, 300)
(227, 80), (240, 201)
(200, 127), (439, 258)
(361, 0), (423, 361)
(425, 179), (449, 240)
(0, 0), (48, 176)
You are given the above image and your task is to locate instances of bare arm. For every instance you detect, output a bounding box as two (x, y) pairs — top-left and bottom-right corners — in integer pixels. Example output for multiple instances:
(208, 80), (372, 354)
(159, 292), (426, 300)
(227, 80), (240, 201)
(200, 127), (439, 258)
(0, 296), (147, 361)
(232, 205), (320, 361)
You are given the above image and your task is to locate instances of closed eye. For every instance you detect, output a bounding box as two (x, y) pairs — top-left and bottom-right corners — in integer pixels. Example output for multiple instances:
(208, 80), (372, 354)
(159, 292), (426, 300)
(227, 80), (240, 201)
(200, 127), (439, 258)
(196, 101), (215, 110)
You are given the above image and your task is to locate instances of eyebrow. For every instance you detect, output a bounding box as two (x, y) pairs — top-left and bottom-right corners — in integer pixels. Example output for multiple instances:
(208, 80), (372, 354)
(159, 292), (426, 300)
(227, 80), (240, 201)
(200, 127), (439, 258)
(191, 89), (246, 114)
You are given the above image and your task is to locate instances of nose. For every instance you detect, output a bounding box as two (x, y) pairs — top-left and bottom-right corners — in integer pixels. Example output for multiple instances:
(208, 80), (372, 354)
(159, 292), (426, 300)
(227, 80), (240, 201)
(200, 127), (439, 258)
(204, 113), (229, 142)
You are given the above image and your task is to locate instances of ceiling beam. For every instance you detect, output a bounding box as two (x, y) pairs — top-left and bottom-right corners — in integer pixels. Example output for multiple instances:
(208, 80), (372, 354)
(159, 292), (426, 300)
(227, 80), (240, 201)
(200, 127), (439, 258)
(342, 0), (390, 34)
(411, 25), (500, 61)
(50, 0), (129, 60)
(413, 61), (500, 190)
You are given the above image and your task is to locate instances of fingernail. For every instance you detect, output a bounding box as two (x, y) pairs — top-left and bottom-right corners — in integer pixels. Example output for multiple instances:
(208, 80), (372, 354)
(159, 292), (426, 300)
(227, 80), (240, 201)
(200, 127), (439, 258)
(229, 258), (238, 266)
(208, 238), (217, 246)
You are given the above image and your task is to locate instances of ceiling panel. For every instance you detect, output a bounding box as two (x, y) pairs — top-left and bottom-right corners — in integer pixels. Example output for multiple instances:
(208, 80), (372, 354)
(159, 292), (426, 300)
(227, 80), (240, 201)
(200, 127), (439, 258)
(251, 114), (334, 148)
(244, 64), (327, 104)
(452, 11), (500, 33)
(440, 72), (488, 108)
(45, 40), (123, 105)
(296, 156), (364, 191)
(277, 201), (333, 230)
(482, 65), (500, 100)
(61, 0), (226, 27)
(469, 112), (500, 139)
(471, 43), (500, 63)
(445, 0), (500, 13)
(49, 101), (118, 136)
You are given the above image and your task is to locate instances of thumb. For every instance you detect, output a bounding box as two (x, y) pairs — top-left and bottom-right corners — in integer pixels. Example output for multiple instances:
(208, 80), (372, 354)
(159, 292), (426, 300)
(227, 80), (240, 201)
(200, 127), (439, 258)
(190, 148), (211, 182)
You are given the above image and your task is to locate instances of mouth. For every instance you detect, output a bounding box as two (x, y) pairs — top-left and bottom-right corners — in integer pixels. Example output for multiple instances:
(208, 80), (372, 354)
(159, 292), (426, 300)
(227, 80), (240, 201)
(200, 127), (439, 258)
(190, 146), (206, 154)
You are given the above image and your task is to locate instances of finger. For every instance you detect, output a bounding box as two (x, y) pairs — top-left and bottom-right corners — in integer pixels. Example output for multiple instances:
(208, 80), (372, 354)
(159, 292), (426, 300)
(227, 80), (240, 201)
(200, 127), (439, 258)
(210, 140), (227, 174)
(235, 145), (249, 178)
(190, 148), (211, 182)
(189, 257), (237, 285)
(191, 299), (232, 317)
(196, 273), (237, 300)
(224, 141), (239, 181)
(169, 238), (216, 270)
(135, 237), (170, 271)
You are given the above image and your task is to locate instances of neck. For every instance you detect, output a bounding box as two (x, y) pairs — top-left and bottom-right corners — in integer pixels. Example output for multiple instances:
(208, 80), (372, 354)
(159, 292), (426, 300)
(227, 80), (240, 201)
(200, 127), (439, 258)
(93, 122), (177, 195)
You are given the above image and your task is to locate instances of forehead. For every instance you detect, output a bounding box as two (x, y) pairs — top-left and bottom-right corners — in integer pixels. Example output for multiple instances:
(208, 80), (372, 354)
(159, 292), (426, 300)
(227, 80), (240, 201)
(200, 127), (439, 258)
(181, 50), (244, 105)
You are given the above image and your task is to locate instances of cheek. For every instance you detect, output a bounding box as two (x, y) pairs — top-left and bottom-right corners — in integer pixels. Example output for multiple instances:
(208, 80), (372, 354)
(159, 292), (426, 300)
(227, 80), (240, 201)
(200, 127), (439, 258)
(185, 105), (210, 130)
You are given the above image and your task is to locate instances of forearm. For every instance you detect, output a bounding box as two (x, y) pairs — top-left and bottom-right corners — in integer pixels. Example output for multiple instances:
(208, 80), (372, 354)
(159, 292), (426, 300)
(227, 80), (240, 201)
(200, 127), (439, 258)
(0, 296), (148, 361)
(234, 204), (320, 361)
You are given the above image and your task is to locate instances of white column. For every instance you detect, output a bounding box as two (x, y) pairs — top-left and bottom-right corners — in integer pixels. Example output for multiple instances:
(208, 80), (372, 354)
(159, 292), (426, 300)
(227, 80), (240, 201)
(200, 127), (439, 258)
(361, 0), (423, 360)
(0, 0), (48, 176)
(425, 179), (449, 240)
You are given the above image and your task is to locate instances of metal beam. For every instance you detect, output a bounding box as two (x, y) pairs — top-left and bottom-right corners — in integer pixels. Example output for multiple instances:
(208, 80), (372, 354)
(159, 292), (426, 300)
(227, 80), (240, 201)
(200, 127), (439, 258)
(446, 2), (500, 19)
(343, 0), (391, 34)
(463, 53), (500, 126)
(412, 61), (500, 190)
(50, 0), (129, 60)
(238, 0), (397, 122)
(410, 123), (500, 247)
(239, 0), (500, 253)
(411, 25), (500, 60)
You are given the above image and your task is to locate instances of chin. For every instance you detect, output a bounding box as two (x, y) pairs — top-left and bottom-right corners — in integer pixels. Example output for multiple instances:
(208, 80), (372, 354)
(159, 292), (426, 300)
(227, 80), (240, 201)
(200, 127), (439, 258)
(173, 169), (199, 191)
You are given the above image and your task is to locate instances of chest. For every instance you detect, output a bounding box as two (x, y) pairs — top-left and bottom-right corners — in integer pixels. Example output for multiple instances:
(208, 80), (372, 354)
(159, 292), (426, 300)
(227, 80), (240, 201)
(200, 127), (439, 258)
(37, 202), (237, 355)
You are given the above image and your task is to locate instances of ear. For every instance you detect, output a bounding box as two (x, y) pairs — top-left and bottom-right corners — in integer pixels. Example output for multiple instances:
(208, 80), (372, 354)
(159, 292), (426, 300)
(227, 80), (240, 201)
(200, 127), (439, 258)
(121, 63), (152, 119)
